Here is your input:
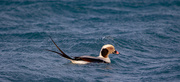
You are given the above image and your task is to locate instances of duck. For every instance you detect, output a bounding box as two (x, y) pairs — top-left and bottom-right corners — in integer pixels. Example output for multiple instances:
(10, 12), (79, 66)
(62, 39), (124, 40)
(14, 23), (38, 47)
(46, 37), (120, 64)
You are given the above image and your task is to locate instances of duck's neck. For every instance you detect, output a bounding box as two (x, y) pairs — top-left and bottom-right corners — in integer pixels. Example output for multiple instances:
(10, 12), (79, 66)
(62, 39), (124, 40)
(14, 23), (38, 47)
(99, 53), (111, 63)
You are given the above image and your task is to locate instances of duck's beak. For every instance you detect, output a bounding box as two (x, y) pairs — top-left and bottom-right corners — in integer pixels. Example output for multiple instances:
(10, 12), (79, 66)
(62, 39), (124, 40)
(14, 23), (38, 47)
(113, 50), (120, 54)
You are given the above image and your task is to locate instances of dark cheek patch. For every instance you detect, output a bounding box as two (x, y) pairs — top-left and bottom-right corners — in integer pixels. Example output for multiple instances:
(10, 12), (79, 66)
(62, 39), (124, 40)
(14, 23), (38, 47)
(101, 49), (109, 58)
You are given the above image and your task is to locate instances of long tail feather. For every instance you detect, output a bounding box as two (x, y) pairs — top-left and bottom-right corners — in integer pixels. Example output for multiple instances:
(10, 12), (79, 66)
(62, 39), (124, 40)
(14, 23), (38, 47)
(46, 49), (63, 57)
(46, 49), (72, 59)
(47, 36), (72, 60)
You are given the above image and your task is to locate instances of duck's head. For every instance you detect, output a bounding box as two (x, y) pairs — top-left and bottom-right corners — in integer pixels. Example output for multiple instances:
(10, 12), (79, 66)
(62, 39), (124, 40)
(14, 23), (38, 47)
(99, 44), (120, 58)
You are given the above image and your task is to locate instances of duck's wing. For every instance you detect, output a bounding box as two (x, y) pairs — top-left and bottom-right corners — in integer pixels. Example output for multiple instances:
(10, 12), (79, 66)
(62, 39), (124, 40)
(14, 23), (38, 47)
(74, 56), (108, 63)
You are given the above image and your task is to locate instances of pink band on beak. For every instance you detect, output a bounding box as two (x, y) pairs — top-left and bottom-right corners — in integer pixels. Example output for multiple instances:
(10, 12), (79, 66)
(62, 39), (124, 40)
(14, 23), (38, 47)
(114, 50), (120, 54)
(116, 51), (120, 54)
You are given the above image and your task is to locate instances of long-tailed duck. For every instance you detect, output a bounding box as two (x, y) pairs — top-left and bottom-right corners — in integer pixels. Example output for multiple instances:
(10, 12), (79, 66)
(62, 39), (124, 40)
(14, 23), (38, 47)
(46, 37), (119, 64)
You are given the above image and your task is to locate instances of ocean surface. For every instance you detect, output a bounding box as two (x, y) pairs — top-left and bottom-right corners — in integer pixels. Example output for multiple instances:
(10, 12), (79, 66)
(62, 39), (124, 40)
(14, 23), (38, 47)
(0, 0), (180, 82)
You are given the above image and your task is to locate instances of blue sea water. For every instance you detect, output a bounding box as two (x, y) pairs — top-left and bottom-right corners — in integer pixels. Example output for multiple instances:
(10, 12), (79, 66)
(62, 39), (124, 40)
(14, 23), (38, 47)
(0, 0), (180, 81)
